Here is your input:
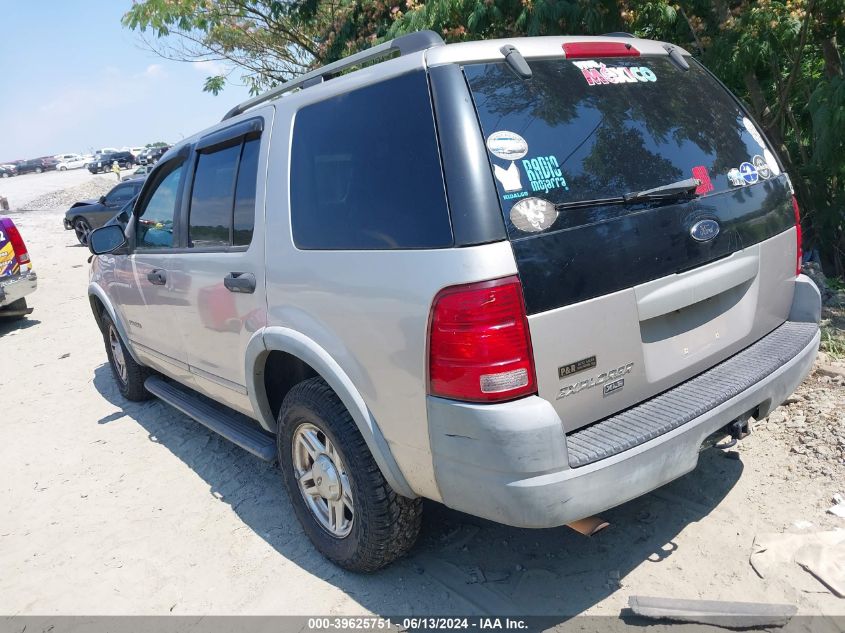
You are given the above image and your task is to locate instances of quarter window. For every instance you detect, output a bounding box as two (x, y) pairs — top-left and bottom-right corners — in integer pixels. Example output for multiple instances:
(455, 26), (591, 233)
(290, 71), (452, 250)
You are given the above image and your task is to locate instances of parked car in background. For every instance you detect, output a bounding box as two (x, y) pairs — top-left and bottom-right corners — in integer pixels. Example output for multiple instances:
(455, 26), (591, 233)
(0, 216), (36, 319)
(87, 151), (136, 174)
(0, 165), (16, 178)
(122, 165), (150, 181)
(15, 157), (57, 174)
(64, 178), (145, 244)
(55, 153), (88, 171)
(139, 145), (170, 165)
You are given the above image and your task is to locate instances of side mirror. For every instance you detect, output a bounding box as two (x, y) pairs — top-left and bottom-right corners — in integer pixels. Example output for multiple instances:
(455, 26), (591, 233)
(89, 224), (127, 255)
(98, 195), (107, 204)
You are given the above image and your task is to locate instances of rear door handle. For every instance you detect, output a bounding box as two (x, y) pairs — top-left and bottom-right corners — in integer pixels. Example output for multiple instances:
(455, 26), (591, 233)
(224, 272), (256, 294)
(147, 269), (167, 285)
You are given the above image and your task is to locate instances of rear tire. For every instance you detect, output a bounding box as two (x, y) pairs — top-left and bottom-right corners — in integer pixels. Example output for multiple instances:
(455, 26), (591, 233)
(277, 377), (422, 572)
(101, 313), (153, 401)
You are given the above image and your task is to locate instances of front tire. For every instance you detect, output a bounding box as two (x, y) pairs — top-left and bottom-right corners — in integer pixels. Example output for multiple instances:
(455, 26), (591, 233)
(35, 167), (43, 174)
(277, 377), (422, 572)
(101, 313), (153, 401)
(73, 217), (92, 245)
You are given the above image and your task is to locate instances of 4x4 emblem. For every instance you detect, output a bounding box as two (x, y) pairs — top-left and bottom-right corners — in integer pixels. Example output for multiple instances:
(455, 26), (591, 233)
(690, 219), (720, 242)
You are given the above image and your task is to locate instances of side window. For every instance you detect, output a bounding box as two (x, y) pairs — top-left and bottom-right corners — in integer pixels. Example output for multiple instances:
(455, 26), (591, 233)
(105, 185), (134, 207)
(233, 138), (259, 246)
(290, 71), (452, 250)
(187, 133), (260, 249)
(189, 143), (240, 248)
(135, 162), (184, 249)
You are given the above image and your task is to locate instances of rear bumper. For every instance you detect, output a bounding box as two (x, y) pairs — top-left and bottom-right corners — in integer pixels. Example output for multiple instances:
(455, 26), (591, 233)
(0, 268), (37, 309)
(427, 276), (821, 528)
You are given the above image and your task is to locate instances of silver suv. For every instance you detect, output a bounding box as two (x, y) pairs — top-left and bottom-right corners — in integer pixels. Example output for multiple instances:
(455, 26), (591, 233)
(86, 32), (821, 571)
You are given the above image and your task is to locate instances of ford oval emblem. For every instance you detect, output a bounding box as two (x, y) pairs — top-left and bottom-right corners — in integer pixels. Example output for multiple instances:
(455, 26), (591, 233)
(690, 219), (720, 242)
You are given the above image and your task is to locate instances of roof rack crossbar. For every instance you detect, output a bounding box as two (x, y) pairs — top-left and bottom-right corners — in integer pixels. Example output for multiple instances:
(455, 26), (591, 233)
(222, 30), (444, 121)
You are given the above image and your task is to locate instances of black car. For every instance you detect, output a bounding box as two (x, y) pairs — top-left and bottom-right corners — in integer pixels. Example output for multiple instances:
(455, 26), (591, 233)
(63, 178), (145, 244)
(15, 158), (58, 175)
(87, 151), (136, 174)
(138, 145), (170, 165)
(0, 165), (15, 178)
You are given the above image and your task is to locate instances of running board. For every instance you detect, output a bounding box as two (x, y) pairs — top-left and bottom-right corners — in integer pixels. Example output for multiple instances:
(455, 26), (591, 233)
(144, 375), (276, 462)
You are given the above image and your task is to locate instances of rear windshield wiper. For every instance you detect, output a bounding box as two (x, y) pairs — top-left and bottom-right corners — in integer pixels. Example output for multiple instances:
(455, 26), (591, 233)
(554, 178), (701, 211)
(622, 177), (701, 204)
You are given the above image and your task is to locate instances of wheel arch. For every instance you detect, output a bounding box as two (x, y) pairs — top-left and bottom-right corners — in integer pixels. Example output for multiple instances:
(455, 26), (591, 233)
(88, 284), (143, 365)
(246, 326), (416, 498)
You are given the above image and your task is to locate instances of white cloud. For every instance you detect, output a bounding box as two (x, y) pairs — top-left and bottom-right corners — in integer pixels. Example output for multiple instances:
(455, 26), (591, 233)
(193, 59), (227, 77)
(139, 63), (166, 79)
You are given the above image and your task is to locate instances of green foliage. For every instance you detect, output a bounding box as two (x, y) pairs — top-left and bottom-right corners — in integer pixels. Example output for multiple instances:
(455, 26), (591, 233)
(122, 0), (845, 276)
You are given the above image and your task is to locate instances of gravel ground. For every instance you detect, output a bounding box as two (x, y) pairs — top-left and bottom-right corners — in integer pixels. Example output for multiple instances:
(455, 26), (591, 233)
(0, 168), (121, 211)
(22, 175), (120, 211)
(1, 182), (843, 622)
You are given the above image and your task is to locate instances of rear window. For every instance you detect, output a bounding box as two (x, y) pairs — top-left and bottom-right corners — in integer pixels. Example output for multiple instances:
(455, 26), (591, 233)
(290, 71), (452, 250)
(465, 57), (781, 236)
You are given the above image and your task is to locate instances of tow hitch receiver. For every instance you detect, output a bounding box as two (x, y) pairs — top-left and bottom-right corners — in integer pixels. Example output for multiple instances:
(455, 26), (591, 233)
(701, 414), (754, 451)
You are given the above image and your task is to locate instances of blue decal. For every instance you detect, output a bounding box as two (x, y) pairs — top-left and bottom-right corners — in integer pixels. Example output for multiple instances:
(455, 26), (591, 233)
(522, 156), (569, 194)
(739, 162), (758, 185)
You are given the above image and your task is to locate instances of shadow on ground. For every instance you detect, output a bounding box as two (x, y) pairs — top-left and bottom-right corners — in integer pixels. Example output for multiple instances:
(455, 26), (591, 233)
(0, 316), (40, 336)
(92, 363), (743, 620)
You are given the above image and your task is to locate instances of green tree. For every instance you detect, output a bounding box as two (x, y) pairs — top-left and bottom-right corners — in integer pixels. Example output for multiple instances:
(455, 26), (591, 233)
(123, 0), (845, 275)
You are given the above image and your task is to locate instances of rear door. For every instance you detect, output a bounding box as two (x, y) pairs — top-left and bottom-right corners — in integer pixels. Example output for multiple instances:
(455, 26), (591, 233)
(165, 114), (268, 414)
(464, 54), (798, 431)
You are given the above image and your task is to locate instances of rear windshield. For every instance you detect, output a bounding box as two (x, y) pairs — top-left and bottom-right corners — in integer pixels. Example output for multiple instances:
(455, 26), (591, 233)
(465, 57), (781, 236)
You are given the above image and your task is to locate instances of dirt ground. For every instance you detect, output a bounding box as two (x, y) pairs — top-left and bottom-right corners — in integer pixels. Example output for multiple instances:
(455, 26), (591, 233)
(1, 176), (844, 623)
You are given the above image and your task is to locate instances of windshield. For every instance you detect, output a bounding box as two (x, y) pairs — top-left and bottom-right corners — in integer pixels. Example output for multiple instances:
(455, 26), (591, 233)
(465, 56), (781, 236)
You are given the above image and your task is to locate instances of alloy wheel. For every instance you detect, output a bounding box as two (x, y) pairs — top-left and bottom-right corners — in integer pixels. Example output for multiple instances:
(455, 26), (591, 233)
(292, 422), (354, 537)
(108, 325), (128, 384)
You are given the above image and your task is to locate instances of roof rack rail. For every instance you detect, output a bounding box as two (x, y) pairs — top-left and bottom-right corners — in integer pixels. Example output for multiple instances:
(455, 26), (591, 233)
(602, 32), (635, 38)
(222, 30), (444, 121)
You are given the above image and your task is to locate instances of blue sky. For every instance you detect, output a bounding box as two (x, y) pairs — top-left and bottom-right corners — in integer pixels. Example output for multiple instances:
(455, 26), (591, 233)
(0, 1), (254, 161)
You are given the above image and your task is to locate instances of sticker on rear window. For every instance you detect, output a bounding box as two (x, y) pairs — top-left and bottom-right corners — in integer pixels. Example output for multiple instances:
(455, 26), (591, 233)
(486, 131), (528, 161)
(493, 161), (523, 192)
(510, 197), (558, 233)
(763, 149), (781, 177)
(522, 155), (568, 194)
(752, 154), (772, 179)
(571, 60), (657, 86)
(691, 166), (714, 194)
(743, 117), (766, 148)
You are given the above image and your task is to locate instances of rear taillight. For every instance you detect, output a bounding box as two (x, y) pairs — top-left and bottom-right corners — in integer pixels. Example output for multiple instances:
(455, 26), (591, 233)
(562, 42), (640, 58)
(792, 196), (802, 276)
(0, 217), (29, 265)
(428, 276), (536, 403)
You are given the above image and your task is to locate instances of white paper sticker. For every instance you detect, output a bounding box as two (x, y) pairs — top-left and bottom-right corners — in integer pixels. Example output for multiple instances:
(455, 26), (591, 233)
(763, 148), (781, 177)
(493, 162), (523, 192)
(743, 117), (765, 148)
(510, 197), (558, 233)
(486, 131), (528, 161)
